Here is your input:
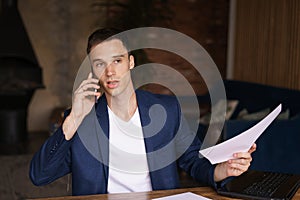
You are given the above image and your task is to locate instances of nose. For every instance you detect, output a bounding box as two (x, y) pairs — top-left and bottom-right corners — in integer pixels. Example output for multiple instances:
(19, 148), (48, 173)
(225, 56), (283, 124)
(105, 62), (115, 76)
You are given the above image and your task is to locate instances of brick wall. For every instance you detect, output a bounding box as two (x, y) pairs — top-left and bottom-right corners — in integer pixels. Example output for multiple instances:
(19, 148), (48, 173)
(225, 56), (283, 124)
(141, 0), (229, 95)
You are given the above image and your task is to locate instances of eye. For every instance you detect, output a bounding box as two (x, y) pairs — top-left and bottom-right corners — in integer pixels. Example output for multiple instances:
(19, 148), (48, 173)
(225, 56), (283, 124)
(95, 62), (105, 68)
(114, 59), (122, 64)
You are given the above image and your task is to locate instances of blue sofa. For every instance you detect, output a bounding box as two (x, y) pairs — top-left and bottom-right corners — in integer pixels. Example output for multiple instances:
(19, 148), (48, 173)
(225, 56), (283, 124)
(221, 80), (300, 175)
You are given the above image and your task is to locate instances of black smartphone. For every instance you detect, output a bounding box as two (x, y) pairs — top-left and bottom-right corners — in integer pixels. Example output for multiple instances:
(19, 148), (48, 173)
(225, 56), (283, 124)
(90, 65), (102, 103)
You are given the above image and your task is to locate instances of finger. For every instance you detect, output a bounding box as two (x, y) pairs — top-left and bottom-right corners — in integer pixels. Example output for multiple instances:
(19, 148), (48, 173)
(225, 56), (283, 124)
(74, 87), (99, 97)
(78, 73), (99, 87)
(229, 158), (252, 166)
(234, 152), (252, 159)
(95, 92), (102, 98)
(79, 78), (99, 88)
(78, 90), (99, 98)
(75, 80), (100, 93)
(232, 144), (257, 158)
(248, 143), (257, 153)
(228, 167), (245, 177)
(77, 83), (100, 93)
(228, 162), (249, 173)
(223, 161), (246, 177)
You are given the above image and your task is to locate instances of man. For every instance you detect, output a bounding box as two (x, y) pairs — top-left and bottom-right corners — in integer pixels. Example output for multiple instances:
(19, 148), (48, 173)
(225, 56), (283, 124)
(30, 28), (256, 196)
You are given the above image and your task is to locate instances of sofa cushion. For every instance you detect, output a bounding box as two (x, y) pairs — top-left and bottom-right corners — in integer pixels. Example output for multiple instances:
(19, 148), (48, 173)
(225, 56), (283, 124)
(223, 115), (300, 175)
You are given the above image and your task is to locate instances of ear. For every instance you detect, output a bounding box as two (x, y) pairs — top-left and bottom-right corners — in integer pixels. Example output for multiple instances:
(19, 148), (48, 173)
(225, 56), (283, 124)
(129, 55), (135, 69)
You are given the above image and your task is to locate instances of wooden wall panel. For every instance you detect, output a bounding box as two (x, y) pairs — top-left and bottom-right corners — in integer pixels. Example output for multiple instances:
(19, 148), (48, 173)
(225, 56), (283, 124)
(233, 0), (300, 90)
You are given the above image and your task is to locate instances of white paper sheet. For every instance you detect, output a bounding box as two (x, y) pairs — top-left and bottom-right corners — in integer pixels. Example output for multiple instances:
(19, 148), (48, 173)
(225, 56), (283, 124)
(152, 192), (211, 200)
(199, 104), (282, 164)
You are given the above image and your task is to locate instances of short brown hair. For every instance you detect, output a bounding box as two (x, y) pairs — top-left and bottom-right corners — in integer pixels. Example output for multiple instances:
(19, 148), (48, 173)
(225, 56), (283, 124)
(86, 28), (130, 54)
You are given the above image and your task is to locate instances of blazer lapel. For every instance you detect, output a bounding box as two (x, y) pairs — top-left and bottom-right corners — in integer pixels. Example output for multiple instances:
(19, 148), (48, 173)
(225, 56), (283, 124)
(95, 95), (109, 188)
(136, 91), (159, 178)
(136, 91), (155, 153)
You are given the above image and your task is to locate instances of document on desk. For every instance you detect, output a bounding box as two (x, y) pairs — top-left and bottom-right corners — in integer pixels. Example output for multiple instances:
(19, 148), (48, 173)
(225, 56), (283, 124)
(199, 104), (282, 164)
(152, 192), (211, 200)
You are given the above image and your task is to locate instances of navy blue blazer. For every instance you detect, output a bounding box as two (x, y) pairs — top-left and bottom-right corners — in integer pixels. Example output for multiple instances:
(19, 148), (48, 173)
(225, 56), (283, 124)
(29, 90), (216, 196)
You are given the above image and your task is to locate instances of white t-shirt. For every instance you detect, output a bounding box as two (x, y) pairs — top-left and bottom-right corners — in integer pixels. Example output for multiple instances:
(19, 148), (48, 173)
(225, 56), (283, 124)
(107, 107), (152, 193)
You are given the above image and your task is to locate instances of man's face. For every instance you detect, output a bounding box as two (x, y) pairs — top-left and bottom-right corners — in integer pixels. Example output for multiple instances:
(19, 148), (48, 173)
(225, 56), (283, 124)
(89, 39), (134, 97)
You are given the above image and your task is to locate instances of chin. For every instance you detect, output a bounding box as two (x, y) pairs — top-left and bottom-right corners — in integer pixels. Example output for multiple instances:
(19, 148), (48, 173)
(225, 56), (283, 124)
(105, 89), (120, 97)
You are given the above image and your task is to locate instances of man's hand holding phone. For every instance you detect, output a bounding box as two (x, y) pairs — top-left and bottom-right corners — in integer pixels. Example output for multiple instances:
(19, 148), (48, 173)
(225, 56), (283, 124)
(62, 72), (101, 140)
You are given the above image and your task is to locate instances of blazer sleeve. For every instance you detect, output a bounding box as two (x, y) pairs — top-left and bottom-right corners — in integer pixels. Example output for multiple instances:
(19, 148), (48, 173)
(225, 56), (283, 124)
(29, 114), (73, 186)
(174, 101), (218, 189)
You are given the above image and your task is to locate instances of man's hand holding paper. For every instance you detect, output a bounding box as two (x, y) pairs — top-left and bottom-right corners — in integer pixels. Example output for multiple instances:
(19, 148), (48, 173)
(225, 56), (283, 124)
(200, 104), (282, 164)
(199, 104), (282, 182)
(214, 143), (257, 182)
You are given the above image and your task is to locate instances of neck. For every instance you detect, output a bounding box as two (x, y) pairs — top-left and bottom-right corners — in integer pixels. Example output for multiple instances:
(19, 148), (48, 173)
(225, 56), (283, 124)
(106, 85), (137, 121)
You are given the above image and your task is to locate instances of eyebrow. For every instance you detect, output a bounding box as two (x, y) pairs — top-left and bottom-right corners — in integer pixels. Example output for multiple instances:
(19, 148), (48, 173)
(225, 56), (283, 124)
(112, 54), (126, 58)
(92, 54), (127, 64)
(92, 58), (104, 64)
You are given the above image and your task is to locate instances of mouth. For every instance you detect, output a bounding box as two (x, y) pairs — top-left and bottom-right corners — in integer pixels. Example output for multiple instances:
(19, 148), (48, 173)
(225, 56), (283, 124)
(106, 80), (119, 89)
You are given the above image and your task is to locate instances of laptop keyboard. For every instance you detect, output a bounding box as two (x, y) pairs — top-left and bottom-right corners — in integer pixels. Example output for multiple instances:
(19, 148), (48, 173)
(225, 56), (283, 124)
(242, 172), (291, 197)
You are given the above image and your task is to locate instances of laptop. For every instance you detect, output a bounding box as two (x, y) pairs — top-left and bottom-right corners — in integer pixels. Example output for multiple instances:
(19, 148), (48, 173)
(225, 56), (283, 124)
(217, 170), (300, 200)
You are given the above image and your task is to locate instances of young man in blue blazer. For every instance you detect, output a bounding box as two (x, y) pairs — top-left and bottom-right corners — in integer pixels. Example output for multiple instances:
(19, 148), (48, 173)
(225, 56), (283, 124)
(30, 28), (256, 196)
